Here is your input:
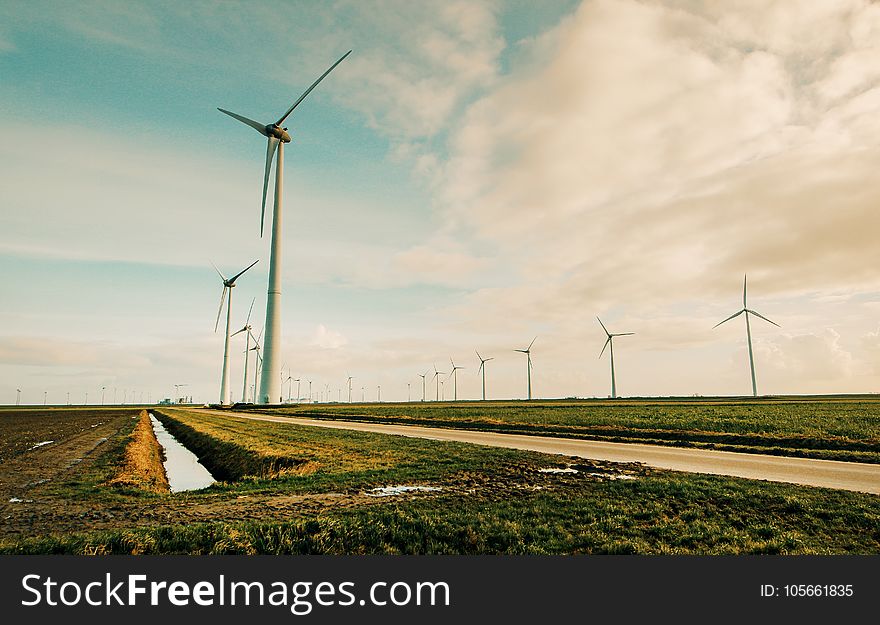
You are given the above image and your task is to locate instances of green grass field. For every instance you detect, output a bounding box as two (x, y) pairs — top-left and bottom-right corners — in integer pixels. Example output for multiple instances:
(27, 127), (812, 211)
(242, 396), (880, 463)
(1, 404), (878, 555)
(3, 406), (877, 555)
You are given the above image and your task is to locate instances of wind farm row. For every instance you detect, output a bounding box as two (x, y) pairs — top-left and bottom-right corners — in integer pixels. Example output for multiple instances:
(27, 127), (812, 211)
(206, 272), (780, 406)
(200, 49), (794, 409)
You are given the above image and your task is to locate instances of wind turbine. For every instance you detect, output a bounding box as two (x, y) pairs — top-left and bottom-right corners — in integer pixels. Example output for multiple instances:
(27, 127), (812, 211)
(347, 375), (354, 403)
(218, 50), (352, 404)
(16, 388), (21, 405)
(476, 351), (494, 401)
(514, 337), (537, 400)
(449, 358), (464, 401)
(597, 317), (634, 399)
(714, 274), (780, 397)
(249, 326), (264, 388)
(431, 363), (446, 401)
(418, 371), (428, 402)
(213, 260), (259, 405)
(232, 297), (256, 403)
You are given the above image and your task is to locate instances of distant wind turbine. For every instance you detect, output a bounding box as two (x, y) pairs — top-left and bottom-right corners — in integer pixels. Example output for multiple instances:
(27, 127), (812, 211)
(597, 317), (634, 399)
(218, 50), (352, 404)
(431, 363), (446, 401)
(347, 375), (354, 403)
(714, 274), (780, 397)
(212, 259), (259, 405)
(231, 297), (256, 403)
(16, 388), (21, 405)
(514, 337), (537, 400)
(418, 371), (428, 402)
(449, 358), (465, 401)
(476, 351), (494, 401)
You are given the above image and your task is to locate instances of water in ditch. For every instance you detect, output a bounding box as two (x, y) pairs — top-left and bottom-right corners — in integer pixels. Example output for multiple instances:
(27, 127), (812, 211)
(149, 413), (216, 492)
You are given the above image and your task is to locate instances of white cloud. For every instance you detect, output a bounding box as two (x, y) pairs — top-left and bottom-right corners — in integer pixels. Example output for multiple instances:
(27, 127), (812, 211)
(309, 324), (348, 350)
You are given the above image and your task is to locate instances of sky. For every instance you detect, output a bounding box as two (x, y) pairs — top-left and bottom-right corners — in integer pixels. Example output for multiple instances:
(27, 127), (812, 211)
(1, 0), (879, 405)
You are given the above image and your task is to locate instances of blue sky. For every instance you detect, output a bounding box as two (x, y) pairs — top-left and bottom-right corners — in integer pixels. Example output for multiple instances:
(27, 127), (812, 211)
(2, 0), (879, 404)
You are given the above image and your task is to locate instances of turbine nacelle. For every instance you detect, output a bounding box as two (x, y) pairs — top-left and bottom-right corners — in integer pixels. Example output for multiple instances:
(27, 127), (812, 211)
(267, 124), (291, 143)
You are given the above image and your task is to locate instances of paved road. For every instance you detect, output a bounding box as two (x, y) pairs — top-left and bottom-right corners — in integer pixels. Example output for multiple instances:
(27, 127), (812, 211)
(212, 410), (880, 495)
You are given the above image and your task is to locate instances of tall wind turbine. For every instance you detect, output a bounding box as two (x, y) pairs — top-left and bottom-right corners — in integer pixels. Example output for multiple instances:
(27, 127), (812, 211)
(347, 375), (354, 403)
(231, 297), (256, 403)
(431, 363), (446, 401)
(218, 50), (352, 404)
(514, 337), (537, 400)
(449, 358), (464, 401)
(213, 260), (259, 405)
(418, 371), (428, 402)
(714, 274), (780, 397)
(476, 350), (494, 401)
(597, 317), (634, 399)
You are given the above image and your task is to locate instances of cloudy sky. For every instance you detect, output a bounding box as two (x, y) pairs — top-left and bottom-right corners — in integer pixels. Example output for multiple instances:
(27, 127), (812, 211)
(2, 0), (878, 404)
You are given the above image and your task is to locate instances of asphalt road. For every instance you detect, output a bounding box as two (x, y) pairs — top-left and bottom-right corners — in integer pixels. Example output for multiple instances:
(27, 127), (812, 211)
(216, 410), (880, 495)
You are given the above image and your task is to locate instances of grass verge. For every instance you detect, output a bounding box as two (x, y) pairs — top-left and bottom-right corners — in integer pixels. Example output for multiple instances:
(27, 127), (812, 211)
(4, 473), (878, 555)
(107, 411), (169, 494)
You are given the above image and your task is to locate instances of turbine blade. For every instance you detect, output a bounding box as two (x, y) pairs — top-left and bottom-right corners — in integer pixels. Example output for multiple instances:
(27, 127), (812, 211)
(475, 350), (482, 361)
(231, 327), (247, 337)
(486, 357), (494, 362)
(478, 361), (484, 373)
(229, 259), (259, 284)
(217, 108), (268, 135)
(528, 336), (537, 351)
(276, 50), (353, 126)
(713, 309), (744, 328)
(747, 309), (780, 327)
(599, 336), (611, 358)
(214, 286), (228, 333)
(596, 316), (610, 337)
(245, 297), (255, 325)
(615, 332), (635, 336)
(210, 260), (227, 282)
(261, 137), (280, 237)
(743, 274), (748, 308)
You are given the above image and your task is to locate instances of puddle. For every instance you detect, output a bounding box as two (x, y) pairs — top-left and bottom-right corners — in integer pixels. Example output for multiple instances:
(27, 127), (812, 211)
(149, 414), (216, 493)
(539, 467), (579, 474)
(28, 441), (54, 450)
(366, 485), (442, 498)
(589, 472), (637, 481)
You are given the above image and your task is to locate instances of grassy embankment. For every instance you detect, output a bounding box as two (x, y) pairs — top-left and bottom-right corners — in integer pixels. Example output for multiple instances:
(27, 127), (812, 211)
(2, 407), (877, 555)
(242, 396), (880, 463)
(107, 411), (169, 494)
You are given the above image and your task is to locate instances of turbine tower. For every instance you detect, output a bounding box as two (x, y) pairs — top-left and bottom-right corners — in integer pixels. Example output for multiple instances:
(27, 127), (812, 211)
(431, 363), (446, 401)
(218, 50), (352, 404)
(476, 350), (494, 401)
(714, 274), (780, 397)
(514, 337), (537, 400)
(418, 371), (428, 402)
(347, 375), (354, 403)
(231, 297), (256, 403)
(597, 317), (634, 399)
(449, 358), (464, 401)
(212, 260), (259, 405)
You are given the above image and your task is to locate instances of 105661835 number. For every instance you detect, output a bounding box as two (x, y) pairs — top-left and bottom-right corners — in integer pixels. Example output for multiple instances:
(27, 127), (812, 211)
(783, 584), (853, 597)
